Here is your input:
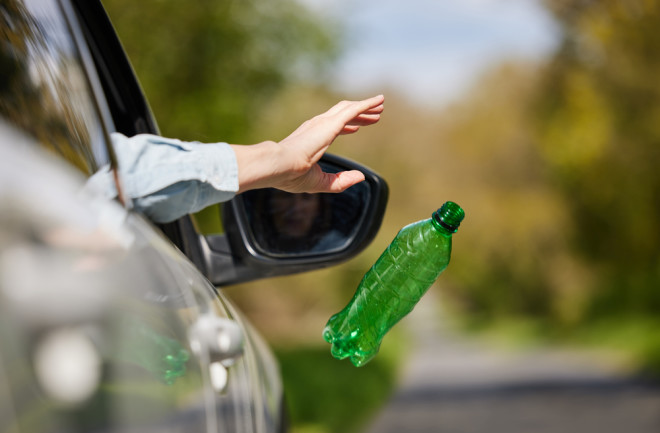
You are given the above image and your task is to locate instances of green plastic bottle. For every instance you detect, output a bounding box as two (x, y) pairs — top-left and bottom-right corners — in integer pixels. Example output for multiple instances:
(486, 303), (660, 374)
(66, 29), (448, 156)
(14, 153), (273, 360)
(323, 201), (465, 367)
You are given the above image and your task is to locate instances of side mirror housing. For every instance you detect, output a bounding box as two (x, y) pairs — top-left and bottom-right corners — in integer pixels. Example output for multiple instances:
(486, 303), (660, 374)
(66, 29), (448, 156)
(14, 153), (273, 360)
(202, 154), (388, 286)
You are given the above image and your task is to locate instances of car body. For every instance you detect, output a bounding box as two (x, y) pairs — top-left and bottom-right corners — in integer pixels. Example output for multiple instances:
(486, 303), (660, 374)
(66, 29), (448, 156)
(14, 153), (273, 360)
(0, 0), (388, 432)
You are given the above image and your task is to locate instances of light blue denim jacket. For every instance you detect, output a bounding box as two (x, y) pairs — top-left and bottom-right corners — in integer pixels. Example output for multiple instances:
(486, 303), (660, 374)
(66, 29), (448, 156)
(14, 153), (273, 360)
(87, 133), (239, 223)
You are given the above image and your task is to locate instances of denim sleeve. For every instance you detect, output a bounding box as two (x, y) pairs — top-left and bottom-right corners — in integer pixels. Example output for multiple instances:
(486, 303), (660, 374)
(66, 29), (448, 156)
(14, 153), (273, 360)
(87, 133), (239, 223)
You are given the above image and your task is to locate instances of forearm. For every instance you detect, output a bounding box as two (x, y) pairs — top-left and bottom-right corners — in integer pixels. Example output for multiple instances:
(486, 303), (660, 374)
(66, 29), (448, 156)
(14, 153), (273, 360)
(230, 141), (283, 194)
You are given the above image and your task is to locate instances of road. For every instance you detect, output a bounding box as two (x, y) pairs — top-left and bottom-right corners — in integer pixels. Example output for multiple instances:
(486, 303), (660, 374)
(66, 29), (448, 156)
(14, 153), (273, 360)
(365, 293), (660, 433)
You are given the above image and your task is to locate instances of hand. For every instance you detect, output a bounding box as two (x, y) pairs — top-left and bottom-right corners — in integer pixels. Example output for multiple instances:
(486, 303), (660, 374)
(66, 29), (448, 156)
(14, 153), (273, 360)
(232, 94), (384, 194)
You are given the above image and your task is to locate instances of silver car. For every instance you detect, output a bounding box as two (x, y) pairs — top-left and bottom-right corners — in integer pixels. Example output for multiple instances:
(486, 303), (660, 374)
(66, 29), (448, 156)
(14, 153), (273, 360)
(0, 0), (388, 432)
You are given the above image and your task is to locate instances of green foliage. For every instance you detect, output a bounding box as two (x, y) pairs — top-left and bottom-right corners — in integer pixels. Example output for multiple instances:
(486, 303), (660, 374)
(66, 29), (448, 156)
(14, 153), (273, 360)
(435, 0), (660, 373)
(534, 0), (660, 319)
(275, 339), (401, 433)
(378, 1), (660, 352)
(100, 0), (339, 142)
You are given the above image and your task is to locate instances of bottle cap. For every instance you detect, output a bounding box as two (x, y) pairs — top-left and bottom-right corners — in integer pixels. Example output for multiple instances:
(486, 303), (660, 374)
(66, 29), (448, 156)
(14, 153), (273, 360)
(432, 201), (465, 233)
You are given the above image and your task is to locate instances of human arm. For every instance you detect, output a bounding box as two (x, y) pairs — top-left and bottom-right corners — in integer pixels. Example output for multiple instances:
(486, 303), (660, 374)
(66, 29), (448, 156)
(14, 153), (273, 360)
(90, 94), (384, 223)
(86, 133), (239, 222)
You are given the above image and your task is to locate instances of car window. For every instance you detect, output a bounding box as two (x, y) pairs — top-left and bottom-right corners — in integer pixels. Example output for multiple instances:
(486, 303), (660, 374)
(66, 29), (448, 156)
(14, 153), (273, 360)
(0, 0), (110, 175)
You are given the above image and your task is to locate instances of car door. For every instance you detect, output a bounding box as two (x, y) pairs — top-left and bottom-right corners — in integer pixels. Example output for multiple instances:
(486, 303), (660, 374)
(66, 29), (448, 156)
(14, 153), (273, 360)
(0, 135), (212, 433)
(0, 0), (283, 432)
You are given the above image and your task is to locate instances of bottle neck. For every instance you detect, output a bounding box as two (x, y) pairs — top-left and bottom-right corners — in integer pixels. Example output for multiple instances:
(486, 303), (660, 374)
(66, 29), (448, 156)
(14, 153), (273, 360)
(430, 216), (454, 236)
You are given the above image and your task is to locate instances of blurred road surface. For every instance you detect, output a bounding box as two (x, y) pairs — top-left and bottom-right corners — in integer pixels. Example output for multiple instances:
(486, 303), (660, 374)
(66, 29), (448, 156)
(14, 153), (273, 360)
(365, 292), (660, 433)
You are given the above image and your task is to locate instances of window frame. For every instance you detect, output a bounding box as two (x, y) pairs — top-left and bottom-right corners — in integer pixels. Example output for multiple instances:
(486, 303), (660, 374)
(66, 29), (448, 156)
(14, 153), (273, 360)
(65, 0), (209, 266)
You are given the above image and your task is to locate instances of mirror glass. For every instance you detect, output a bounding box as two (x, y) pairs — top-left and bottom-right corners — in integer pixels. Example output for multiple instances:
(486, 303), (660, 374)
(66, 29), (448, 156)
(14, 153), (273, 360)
(241, 165), (371, 257)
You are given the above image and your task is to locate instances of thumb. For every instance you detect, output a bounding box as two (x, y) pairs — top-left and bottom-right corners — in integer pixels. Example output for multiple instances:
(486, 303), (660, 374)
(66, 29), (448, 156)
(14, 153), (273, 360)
(316, 170), (365, 193)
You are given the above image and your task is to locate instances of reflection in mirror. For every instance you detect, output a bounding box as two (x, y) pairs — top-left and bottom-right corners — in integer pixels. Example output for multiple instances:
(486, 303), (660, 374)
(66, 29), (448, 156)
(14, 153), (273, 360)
(241, 180), (370, 257)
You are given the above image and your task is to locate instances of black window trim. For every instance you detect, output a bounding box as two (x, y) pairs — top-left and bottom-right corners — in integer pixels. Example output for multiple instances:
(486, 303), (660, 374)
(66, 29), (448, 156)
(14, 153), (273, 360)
(66, 0), (208, 271)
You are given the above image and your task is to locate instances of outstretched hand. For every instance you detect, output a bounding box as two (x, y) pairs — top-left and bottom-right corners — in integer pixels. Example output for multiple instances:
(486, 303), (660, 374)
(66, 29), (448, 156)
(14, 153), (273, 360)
(232, 94), (384, 194)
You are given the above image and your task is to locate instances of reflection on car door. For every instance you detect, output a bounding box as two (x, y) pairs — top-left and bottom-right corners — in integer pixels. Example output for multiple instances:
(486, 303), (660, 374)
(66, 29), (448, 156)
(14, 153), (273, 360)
(0, 123), (214, 432)
(0, 124), (281, 432)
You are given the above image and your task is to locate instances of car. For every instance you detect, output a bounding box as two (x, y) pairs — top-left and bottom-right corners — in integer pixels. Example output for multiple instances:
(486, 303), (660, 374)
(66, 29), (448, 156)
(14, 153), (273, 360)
(0, 0), (388, 432)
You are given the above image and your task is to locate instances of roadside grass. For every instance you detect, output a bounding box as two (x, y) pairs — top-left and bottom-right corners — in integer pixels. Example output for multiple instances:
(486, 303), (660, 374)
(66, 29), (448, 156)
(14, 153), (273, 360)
(457, 314), (660, 376)
(274, 330), (405, 433)
(569, 317), (660, 376)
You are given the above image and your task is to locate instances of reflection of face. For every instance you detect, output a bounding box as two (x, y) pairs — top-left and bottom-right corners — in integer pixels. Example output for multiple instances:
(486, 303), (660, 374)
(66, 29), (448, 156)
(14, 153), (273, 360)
(270, 192), (321, 238)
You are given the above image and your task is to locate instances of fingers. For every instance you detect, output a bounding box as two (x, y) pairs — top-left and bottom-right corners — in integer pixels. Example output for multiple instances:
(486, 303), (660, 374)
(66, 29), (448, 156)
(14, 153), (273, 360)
(334, 98), (384, 136)
(315, 170), (365, 193)
(324, 95), (384, 118)
(286, 95), (384, 146)
(353, 94), (385, 114)
(340, 125), (361, 135)
(338, 96), (384, 127)
(284, 168), (366, 193)
(340, 112), (381, 134)
(300, 95), (383, 137)
(363, 103), (385, 115)
(349, 112), (382, 126)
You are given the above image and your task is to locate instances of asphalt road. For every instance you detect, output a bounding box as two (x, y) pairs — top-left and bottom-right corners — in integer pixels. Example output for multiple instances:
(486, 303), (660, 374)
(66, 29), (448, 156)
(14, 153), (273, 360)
(365, 293), (660, 433)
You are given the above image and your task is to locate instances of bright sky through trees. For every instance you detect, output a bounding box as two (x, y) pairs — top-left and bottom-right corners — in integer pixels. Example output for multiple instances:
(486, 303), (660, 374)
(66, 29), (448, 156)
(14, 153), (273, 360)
(298, 0), (559, 106)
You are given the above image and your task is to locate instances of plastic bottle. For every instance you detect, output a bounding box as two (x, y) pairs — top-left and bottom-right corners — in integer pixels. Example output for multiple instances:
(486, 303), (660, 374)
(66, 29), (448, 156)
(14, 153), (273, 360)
(323, 201), (465, 367)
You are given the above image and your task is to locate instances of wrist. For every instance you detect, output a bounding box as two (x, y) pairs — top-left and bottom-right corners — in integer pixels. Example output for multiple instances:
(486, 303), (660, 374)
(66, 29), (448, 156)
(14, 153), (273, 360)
(230, 141), (281, 193)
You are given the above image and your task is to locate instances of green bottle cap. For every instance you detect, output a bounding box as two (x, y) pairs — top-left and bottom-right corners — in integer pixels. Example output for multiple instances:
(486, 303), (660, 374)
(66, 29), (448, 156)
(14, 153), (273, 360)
(432, 201), (465, 233)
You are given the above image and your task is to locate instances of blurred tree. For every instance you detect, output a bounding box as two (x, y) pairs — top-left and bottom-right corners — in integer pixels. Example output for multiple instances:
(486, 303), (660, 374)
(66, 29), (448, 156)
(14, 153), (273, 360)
(535, 0), (660, 318)
(423, 63), (572, 326)
(100, 0), (340, 142)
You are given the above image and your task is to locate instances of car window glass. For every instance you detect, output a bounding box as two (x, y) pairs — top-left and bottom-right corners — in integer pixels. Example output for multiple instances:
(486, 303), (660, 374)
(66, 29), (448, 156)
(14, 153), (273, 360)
(0, 0), (109, 175)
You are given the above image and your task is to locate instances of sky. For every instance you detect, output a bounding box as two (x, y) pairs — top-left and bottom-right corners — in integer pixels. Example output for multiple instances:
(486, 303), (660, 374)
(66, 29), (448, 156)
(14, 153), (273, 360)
(298, 0), (560, 107)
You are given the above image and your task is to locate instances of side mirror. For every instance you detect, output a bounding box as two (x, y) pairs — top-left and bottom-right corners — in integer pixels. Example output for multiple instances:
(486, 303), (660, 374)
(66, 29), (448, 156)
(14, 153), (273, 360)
(202, 154), (388, 286)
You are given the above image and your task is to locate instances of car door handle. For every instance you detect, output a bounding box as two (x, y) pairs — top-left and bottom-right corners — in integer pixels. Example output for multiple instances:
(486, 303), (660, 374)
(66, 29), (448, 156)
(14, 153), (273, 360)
(189, 315), (244, 393)
(189, 315), (244, 364)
